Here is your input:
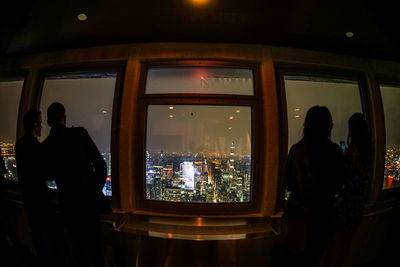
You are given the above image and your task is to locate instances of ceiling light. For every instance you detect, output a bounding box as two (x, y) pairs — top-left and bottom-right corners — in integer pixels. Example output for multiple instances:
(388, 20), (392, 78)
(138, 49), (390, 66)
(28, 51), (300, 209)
(77, 13), (87, 21)
(345, 32), (354, 38)
(189, 0), (211, 6)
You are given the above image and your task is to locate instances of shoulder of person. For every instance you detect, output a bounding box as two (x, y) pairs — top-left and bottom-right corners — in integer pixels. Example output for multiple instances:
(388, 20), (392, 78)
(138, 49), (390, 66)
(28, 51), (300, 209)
(291, 139), (307, 154)
(69, 126), (89, 136)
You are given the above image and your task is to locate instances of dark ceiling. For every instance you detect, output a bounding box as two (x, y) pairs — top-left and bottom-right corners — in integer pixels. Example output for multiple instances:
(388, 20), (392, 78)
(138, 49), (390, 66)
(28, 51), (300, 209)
(1, 0), (399, 62)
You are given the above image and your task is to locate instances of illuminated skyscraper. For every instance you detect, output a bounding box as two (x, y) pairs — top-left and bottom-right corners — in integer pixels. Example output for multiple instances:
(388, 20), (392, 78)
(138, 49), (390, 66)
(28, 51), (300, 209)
(229, 141), (235, 171)
(181, 161), (195, 190)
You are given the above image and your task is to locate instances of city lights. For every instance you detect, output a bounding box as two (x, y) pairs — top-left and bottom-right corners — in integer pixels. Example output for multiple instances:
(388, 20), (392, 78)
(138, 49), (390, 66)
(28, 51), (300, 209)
(383, 146), (400, 189)
(145, 140), (251, 203)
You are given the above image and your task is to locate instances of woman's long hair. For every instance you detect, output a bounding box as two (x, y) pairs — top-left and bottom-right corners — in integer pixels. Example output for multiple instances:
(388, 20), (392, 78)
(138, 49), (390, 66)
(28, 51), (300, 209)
(303, 105), (333, 145)
(347, 113), (371, 166)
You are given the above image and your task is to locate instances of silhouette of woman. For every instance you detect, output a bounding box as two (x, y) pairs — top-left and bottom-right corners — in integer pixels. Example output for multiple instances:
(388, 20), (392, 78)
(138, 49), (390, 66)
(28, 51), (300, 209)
(285, 105), (345, 267)
(324, 113), (372, 267)
(340, 112), (371, 225)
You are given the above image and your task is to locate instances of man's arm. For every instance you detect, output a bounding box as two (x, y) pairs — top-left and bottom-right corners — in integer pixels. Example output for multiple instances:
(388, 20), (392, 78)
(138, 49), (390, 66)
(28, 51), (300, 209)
(81, 128), (107, 190)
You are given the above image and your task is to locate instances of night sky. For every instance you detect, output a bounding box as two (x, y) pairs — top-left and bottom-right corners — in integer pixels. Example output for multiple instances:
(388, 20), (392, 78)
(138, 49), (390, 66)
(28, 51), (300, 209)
(146, 105), (252, 156)
(38, 78), (116, 152)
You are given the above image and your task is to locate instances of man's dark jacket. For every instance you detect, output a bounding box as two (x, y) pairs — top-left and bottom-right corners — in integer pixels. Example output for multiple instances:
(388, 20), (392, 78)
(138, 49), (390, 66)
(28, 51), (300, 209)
(42, 124), (107, 218)
(16, 133), (47, 204)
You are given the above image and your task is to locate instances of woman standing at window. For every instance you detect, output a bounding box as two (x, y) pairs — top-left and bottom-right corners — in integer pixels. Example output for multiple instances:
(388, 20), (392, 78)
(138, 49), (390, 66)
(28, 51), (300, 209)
(326, 113), (372, 266)
(284, 105), (345, 267)
(340, 113), (371, 224)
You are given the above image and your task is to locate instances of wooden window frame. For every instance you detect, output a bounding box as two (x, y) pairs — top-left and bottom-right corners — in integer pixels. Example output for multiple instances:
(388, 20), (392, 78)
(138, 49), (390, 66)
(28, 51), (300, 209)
(274, 63), (373, 211)
(32, 62), (126, 209)
(132, 59), (265, 216)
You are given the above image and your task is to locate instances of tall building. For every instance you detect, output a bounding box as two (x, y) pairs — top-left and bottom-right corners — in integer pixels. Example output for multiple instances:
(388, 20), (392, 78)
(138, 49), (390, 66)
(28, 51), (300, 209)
(180, 161), (195, 190)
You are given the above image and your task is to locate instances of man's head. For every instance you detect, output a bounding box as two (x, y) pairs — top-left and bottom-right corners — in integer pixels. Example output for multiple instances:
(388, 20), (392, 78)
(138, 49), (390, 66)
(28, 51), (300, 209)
(23, 109), (42, 137)
(47, 102), (66, 127)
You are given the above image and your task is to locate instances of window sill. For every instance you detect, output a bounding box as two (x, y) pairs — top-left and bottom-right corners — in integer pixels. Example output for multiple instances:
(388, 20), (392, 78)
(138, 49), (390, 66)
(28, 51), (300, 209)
(100, 213), (279, 241)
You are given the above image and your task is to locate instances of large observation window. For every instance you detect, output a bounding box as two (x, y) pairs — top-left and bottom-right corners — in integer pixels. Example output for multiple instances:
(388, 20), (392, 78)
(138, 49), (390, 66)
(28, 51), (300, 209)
(0, 79), (24, 182)
(145, 105), (252, 203)
(142, 65), (256, 205)
(380, 84), (400, 189)
(39, 73), (116, 195)
(284, 76), (363, 149)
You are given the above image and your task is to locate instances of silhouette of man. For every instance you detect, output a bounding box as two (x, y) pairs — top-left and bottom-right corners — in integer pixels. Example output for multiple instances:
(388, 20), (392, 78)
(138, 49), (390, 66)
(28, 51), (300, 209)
(42, 102), (107, 267)
(15, 109), (56, 266)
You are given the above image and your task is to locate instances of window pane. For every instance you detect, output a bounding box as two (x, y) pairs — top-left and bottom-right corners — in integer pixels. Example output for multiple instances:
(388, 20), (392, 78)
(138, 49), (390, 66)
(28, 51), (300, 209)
(381, 85), (400, 189)
(285, 77), (363, 148)
(39, 74), (116, 196)
(146, 67), (254, 95)
(0, 80), (23, 181)
(146, 105), (252, 203)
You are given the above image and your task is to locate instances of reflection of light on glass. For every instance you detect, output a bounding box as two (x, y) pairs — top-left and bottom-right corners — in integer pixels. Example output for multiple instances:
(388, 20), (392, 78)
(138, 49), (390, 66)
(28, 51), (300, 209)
(102, 110), (108, 114)
(169, 114), (174, 118)
(106, 177), (111, 181)
(168, 233), (173, 238)
(229, 116), (234, 120)
(196, 217), (203, 226)
(236, 110), (240, 113)
(294, 108), (300, 111)
(295, 115), (300, 118)
(246, 132), (251, 154)
(169, 106), (174, 110)
(228, 127), (232, 130)
(345, 31), (354, 38)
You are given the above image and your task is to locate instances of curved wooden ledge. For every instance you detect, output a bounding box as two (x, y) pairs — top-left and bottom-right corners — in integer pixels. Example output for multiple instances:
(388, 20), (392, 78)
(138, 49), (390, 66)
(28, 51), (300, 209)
(100, 213), (279, 241)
